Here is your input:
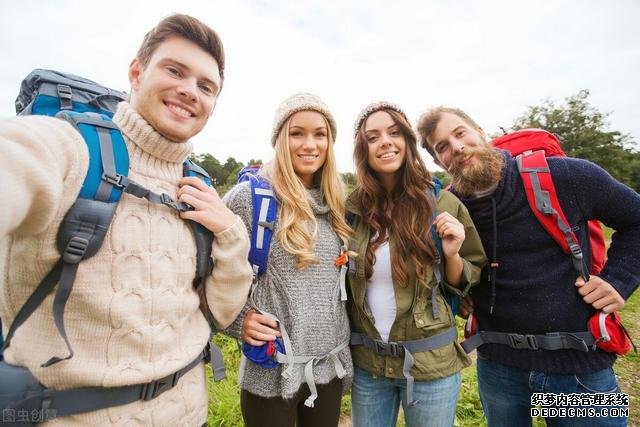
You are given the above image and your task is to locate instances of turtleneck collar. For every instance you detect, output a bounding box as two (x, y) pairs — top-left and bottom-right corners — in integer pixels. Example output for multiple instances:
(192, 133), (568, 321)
(112, 101), (194, 165)
(306, 187), (330, 215)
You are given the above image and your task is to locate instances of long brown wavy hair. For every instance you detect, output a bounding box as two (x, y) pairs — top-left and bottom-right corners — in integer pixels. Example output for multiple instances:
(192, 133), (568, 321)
(354, 109), (437, 287)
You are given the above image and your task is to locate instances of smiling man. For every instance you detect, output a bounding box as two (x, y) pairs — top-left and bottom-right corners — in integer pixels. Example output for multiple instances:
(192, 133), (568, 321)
(0, 14), (252, 425)
(417, 106), (640, 427)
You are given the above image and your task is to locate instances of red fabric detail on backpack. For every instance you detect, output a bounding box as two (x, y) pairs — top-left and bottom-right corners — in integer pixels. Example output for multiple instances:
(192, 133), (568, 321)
(588, 311), (633, 356)
(491, 129), (606, 275)
(587, 221), (606, 274)
(464, 313), (477, 339)
(492, 128), (566, 157)
(266, 340), (276, 357)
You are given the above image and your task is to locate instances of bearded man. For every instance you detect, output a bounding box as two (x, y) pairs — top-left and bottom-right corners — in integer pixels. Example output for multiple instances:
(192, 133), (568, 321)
(417, 107), (640, 427)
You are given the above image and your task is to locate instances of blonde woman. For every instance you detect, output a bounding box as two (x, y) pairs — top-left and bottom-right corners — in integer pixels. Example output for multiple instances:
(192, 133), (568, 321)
(224, 93), (353, 427)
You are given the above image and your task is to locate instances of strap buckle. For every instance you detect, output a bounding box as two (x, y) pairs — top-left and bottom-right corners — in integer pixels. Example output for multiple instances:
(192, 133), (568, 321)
(160, 193), (190, 212)
(140, 371), (180, 401)
(568, 243), (583, 259)
(506, 333), (538, 350)
(102, 172), (126, 188)
(63, 236), (89, 263)
(57, 84), (73, 110)
(374, 340), (404, 357)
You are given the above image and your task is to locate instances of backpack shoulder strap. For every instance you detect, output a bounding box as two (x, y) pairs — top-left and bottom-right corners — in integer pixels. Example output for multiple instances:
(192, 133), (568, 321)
(244, 175), (277, 276)
(429, 179), (457, 318)
(516, 150), (588, 280)
(2, 111), (129, 364)
(182, 159), (214, 282)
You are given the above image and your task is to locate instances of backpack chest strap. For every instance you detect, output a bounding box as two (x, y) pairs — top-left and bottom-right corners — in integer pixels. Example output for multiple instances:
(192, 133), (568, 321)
(350, 327), (457, 407)
(460, 330), (595, 353)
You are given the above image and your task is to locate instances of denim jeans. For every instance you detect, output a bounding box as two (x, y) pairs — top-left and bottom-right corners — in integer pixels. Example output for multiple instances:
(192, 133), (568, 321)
(351, 367), (461, 427)
(477, 356), (627, 427)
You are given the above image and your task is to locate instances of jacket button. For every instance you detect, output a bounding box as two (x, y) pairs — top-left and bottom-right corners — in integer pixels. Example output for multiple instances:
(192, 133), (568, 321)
(417, 319), (424, 326)
(387, 367), (394, 374)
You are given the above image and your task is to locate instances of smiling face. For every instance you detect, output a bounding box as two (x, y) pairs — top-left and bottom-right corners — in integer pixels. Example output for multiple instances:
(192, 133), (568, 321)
(128, 36), (221, 143)
(428, 112), (504, 195)
(364, 110), (407, 191)
(287, 110), (329, 188)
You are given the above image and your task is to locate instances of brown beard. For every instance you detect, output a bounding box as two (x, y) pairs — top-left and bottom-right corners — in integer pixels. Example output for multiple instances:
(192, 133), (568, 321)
(449, 145), (504, 197)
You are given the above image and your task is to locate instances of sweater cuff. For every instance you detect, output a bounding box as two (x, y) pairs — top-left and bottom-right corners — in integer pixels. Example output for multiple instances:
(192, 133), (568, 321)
(215, 215), (247, 245)
(223, 303), (252, 339)
(600, 270), (638, 301)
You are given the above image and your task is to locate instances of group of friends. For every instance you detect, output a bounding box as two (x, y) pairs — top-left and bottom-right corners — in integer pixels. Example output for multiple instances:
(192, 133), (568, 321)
(1, 13), (639, 427)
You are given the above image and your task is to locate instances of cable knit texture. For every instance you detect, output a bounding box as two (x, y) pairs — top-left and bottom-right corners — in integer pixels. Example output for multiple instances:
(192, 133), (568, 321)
(224, 181), (353, 399)
(0, 102), (252, 426)
(453, 150), (640, 374)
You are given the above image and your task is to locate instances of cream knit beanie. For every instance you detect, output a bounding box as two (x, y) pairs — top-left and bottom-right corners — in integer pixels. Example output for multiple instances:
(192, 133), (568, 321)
(271, 92), (337, 147)
(353, 101), (408, 140)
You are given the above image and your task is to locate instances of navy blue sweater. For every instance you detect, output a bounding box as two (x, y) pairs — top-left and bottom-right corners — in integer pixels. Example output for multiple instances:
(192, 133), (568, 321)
(453, 151), (640, 374)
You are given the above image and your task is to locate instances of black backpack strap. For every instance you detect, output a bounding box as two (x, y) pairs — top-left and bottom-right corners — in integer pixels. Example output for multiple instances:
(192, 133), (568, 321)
(2, 261), (64, 357)
(3, 112), (126, 366)
(2, 349), (208, 421)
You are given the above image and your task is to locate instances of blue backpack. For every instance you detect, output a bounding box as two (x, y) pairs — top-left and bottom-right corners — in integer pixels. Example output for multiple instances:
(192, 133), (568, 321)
(236, 164), (278, 275)
(0, 69), (224, 422)
(235, 165), (283, 367)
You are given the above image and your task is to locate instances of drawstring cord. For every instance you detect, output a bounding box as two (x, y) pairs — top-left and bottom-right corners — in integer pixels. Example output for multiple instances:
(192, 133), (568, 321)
(490, 197), (499, 315)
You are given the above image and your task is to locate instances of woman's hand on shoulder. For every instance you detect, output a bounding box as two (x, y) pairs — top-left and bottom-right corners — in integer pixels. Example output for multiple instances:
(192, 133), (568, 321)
(433, 211), (465, 258)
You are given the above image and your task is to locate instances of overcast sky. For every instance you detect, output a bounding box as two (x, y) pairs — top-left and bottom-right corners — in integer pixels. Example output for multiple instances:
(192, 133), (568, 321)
(1, 0), (638, 172)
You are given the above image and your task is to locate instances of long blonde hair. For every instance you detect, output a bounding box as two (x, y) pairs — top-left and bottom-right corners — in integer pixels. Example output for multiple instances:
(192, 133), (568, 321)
(263, 115), (351, 269)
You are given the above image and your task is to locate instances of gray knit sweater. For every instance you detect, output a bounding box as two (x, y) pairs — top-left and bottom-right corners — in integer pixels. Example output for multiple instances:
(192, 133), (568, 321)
(224, 181), (353, 399)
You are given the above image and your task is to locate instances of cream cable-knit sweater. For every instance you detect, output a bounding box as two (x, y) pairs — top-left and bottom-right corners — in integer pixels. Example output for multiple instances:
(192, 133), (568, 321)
(0, 102), (252, 426)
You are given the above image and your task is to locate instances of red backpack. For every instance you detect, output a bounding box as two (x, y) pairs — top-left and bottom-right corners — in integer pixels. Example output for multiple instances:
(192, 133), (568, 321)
(463, 129), (635, 356)
(490, 129), (606, 276)
(461, 129), (636, 355)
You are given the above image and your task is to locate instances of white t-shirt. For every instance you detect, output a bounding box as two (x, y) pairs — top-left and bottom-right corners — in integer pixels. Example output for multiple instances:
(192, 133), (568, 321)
(365, 241), (397, 342)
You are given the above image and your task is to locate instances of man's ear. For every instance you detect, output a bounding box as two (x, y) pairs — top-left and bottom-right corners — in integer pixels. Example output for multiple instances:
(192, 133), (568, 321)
(128, 58), (142, 90)
(478, 127), (488, 142)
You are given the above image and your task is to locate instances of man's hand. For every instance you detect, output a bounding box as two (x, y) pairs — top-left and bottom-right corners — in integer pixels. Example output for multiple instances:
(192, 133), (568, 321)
(575, 275), (625, 313)
(433, 212), (465, 258)
(241, 310), (281, 346)
(458, 294), (474, 319)
(177, 177), (237, 233)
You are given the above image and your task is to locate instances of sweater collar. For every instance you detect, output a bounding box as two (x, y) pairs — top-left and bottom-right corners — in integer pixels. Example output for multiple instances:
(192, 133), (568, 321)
(112, 101), (193, 165)
(306, 187), (330, 215)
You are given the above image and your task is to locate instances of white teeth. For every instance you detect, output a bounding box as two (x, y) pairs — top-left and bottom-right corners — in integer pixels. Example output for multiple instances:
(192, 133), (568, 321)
(299, 155), (317, 160)
(380, 152), (396, 159)
(167, 103), (192, 118)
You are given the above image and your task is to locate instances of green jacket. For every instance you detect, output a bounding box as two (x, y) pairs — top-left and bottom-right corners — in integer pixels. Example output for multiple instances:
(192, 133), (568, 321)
(346, 187), (487, 381)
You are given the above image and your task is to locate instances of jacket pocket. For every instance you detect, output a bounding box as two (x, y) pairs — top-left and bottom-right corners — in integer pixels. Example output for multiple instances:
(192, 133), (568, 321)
(412, 293), (452, 333)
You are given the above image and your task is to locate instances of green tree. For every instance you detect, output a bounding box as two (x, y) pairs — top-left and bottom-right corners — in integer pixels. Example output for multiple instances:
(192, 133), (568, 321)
(190, 153), (224, 186)
(340, 172), (356, 193)
(512, 90), (640, 191)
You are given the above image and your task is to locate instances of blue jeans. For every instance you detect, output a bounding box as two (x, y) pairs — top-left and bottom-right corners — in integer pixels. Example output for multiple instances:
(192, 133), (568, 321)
(351, 367), (461, 427)
(477, 356), (627, 427)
